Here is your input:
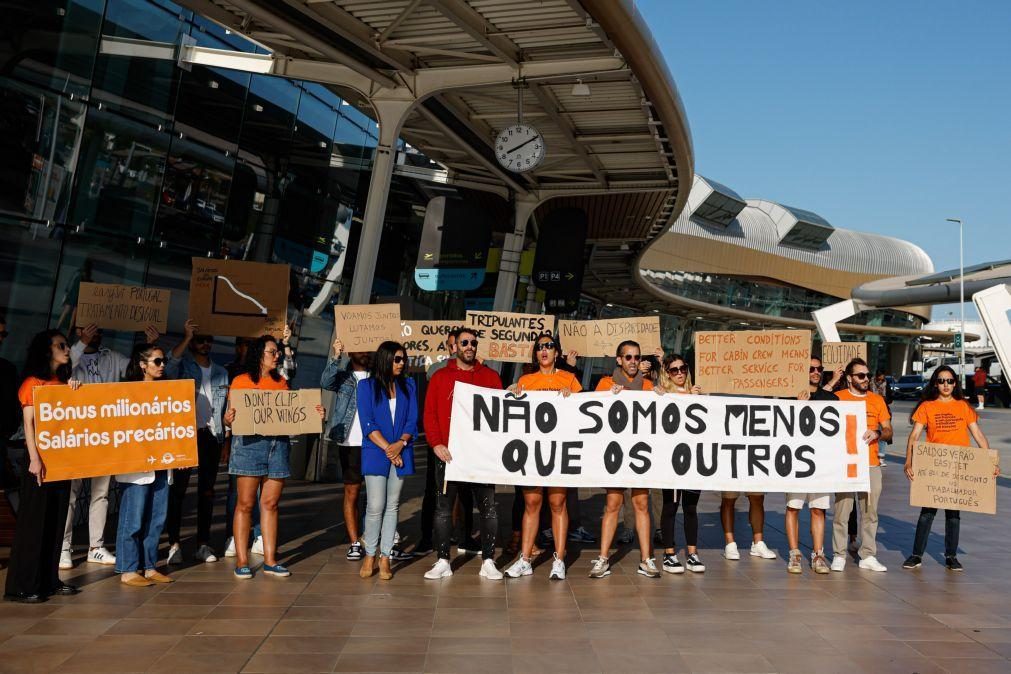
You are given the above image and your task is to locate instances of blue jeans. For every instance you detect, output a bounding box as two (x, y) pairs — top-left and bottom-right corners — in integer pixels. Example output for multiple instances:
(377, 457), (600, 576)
(115, 472), (169, 573)
(226, 475), (261, 540)
(363, 464), (404, 557)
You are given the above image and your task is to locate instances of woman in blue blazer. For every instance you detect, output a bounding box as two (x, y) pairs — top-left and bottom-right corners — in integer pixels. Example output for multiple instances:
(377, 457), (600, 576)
(356, 340), (417, 580)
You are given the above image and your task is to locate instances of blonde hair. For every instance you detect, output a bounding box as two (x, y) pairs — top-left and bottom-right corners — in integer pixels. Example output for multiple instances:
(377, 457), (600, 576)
(657, 354), (693, 392)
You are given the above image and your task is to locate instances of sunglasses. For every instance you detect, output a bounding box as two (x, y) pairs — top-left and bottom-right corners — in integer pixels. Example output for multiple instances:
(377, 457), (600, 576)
(936, 377), (956, 385)
(147, 357), (166, 366)
(459, 339), (478, 347)
(850, 372), (870, 380)
(622, 354), (641, 362)
(668, 364), (688, 374)
(535, 342), (557, 352)
(192, 336), (213, 345)
(393, 355), (405, 364)
(810, 366), (824, 373)
(54, 341), (70, 351)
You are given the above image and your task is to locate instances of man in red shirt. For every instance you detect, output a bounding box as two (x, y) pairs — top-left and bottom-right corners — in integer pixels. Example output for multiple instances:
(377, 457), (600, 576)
(423, 327), (504, 580)
(974, 366), (987, 410)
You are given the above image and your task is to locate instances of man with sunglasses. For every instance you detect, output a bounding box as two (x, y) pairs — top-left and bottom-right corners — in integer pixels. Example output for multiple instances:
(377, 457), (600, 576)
(423, 328), (505, 580)
(832, 357), (892, 572)
(165, 318), (230, 564)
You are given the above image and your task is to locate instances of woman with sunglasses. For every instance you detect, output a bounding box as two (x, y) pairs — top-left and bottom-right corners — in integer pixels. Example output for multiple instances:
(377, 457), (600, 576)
(115, 344), (175, 587)
(224, 335), (322, 579)
(357, 341), (417, 580)
(902, 366), (995, 571)
(4, 331), (81, 603)
(505, 332), (582, 580)
(653, 354), (706, 574)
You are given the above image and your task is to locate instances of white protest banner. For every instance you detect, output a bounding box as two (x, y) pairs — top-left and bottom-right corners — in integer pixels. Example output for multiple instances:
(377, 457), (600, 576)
(465, 311), (555, 363)
(446, 383), (870, 492)
(557, 317), (661, 358)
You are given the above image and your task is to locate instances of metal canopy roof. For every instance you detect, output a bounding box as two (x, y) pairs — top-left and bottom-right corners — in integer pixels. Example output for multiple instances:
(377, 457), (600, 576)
(178, 0), (694, 307)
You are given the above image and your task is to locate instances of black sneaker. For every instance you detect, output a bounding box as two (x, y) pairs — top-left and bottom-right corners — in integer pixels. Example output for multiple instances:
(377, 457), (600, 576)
(390, 546), (414, 562)
(413, 540), (434, 556)
(685, 553), (706, 573)
(346, 541), (363, 561)
(662, 553), (684, 574)
(901, 555), (922, 569)
(945, 556), (963, 572)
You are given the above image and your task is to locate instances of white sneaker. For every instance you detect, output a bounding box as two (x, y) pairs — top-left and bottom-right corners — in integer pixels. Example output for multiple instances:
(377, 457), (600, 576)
(424, 558), (453, 580)
(505, 557), (533, 578)
(167, 543), (183, 565)
(393, 530), (402, 546)
(251, 536), (264, 556)
(194, 544), (218, 563)
(977, 403), (984, 410)
(479, 558), (503, 580)
(750, 541), (777, 559)
(723, 542), (740, 560)
(224, 537), (236, 557)
(87, 547), (116, 565)
(59, 550), (73, 570)
(831, 555), (846, 572)
(858, 556), (887, 572)
(549, 553), (566, 580)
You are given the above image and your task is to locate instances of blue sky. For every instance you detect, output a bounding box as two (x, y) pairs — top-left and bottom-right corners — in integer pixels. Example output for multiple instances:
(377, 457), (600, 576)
(637, 0), (1011, 320)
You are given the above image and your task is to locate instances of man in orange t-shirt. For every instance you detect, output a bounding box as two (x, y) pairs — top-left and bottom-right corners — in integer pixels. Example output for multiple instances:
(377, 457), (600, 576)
(832, 358), (892, 572)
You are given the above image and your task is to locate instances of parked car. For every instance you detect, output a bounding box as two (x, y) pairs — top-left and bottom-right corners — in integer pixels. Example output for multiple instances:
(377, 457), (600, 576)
(892, 375), (926, 400)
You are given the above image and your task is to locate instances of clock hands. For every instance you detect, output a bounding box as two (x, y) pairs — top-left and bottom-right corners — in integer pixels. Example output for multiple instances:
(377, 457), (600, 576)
(506, 135), (540, 154)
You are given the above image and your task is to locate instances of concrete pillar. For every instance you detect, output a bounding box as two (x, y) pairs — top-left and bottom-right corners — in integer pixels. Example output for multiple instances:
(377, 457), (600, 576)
(493, 194), (540, 313)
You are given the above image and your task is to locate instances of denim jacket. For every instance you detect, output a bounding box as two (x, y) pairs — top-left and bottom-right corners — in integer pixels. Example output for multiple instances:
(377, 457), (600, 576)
(320, 358), (361, 444)
(165, 351), (229, 442)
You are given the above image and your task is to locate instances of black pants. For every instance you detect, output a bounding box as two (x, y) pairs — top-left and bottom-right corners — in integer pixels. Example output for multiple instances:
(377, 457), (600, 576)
(419, 445), (437, 545)
(166, 429), (221, 545)
(433, 460), (497, 559)
(511, 485), (524, 533)
(661, 489), (700, 549)
(5, 461), (70, 597)
(912, 507), (960, 558)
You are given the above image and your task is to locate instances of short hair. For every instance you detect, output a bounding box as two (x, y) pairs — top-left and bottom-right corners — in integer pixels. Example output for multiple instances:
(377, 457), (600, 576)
(845, 358), (869, 376)
(457, 326), (477, 341)
(447, 328), (462, 341)
(615, 340), (640, 357)
(811, 356), (823, 365)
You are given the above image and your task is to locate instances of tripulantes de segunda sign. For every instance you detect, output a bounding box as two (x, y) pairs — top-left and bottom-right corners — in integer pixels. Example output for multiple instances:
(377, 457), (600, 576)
(446, 383), (870, 492)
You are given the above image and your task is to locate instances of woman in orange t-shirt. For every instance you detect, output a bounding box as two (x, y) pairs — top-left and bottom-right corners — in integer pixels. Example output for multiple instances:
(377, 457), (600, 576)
(5, 330), (81, 603)
(902, 365), (995, 572)
(503, 332), (581, 581)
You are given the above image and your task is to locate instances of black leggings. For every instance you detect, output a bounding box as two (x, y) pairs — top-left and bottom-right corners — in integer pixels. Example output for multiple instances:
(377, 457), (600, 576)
(433, 461), (497, 559)
(661, 489), (700, 549)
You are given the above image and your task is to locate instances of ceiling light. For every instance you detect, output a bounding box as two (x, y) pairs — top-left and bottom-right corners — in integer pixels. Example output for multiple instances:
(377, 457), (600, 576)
(208, 80), (219, 89)
(252, 104), (263, 112)
(571, 79), (591, 97)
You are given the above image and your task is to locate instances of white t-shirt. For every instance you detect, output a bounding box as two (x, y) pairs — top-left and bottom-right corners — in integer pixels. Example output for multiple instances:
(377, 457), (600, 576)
(195, 364), (213, 429)
(341, 370), (369, 447)
(388, 394), (397, 426)
(78, 351), (102, 382)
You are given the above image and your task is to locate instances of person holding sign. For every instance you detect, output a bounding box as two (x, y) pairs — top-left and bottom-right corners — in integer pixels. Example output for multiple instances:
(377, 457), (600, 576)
(356, 341), (418, 581)
(423, 328), (504, 581)
(4, 330), (81, 603)
(114, 343), (175, 587)
(832, 358), (892, 572)
(589, 340), (660, 579)
(902, 366), (995, 572)
(653, 354), (707, 574)
(504, 333), (582, 581)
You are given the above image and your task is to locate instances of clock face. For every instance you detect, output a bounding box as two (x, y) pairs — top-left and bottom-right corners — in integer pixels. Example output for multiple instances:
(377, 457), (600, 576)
(495, 124), (545, 173)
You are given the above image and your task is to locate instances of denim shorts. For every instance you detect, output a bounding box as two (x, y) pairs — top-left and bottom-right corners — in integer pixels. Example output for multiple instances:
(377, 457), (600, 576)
(229, 435), (291, 479)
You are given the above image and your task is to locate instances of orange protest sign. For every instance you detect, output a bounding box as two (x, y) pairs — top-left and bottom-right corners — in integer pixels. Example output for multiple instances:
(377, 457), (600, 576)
(694, 329), (811, 397)
(33, 380), (199, 482)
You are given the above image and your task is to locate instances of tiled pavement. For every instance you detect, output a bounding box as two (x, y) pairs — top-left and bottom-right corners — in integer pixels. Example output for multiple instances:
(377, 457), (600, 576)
(1, 405), (1009, 673)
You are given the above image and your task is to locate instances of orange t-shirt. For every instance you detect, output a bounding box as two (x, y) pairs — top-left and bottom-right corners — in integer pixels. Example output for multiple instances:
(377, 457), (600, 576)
(595, 375), (653, 392)
(517, 370), (582, 393)
(230, 373), (289, 391)
(912, 398), (977, 446)
(18, 376), (62, 408)
(835, 389), (891, 467)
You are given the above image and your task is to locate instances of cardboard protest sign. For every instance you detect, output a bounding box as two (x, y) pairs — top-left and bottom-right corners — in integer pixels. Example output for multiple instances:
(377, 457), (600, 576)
(821, 342), (868, 374)
(694, 330), (811, 397)
(231, 389), (323, 436)
(334, 304), (401, 352)
(465, 311), (555, 363)
(446, 383), (870, 491)
(909, 441), (997, 514)
(188, 258), (289, 338)
(401, 320), (459, 370)
(34, 380), (198, 482)
(558, 317), (661, 358)
(76, 282), (171, 333)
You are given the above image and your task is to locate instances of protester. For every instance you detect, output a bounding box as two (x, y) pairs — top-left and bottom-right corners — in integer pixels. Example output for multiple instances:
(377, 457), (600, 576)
(973, 365), (987, 410)
(903, 366), (996, 571)
(505, 332), (582, 580)
(60, 323), (148, 569)
(115, 343), (174, 587)
(589, 340), (659, 579)
(654, 354), (706, 574)
(224, 335), (321, 579)
(357, 341), (417, 581)
(832, 357), (892, 572)
(786, 357), (837, 574)
(321, 338), (371, 561)
(423, 327), (504, 580)
(4, 330), (80, 603)
(166, 319), (230, 564)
